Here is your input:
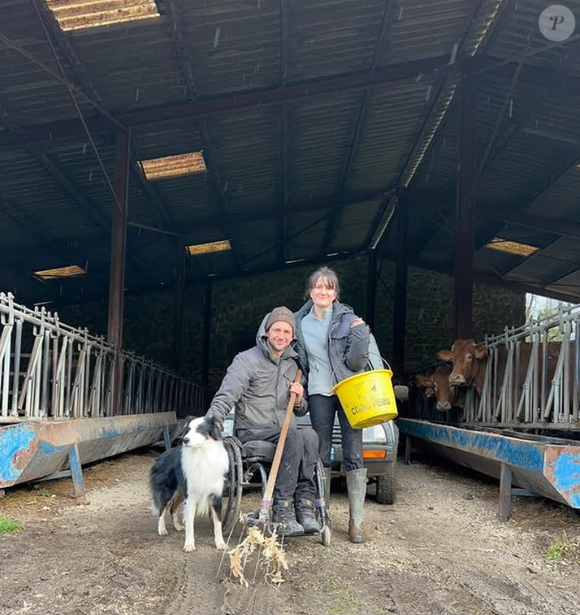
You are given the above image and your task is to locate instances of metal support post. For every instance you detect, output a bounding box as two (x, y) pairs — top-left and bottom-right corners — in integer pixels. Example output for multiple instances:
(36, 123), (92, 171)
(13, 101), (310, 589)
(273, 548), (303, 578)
(499, 462), (512, 522)
(68, 443), (85, 498)
(404, 434), (412, 465)
(107, 130), (131, 348)
(107, 131), (130, 416)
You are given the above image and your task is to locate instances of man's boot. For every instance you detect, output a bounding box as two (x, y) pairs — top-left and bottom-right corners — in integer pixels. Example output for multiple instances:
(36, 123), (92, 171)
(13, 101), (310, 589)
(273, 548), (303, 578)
(295, 498), (321, 534)
(345, 468), (367, 544)
(273, 500), (304, 536)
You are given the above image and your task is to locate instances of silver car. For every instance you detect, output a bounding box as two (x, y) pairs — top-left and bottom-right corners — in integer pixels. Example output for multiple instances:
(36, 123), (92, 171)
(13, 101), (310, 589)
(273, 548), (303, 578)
(296, 414), (398, 504)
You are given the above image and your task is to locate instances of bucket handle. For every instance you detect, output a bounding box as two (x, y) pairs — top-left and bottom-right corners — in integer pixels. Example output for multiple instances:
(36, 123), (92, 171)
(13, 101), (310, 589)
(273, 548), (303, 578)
(331, 351), (393, 384)
(367, 351), (392, 372)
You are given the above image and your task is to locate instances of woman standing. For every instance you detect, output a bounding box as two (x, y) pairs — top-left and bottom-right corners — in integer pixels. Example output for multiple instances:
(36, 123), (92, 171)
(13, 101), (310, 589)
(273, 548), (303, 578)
(295, 266), (370, 543)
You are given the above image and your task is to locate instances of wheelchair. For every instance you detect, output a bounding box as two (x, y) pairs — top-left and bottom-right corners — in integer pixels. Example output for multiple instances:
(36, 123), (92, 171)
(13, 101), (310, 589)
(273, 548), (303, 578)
(220, 421), (331, 546)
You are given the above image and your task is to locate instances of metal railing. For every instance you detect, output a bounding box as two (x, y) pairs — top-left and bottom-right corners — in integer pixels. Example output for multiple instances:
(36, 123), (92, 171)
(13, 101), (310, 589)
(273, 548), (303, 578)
(463, 304), (580, 430)
(0, 293), (205, 421)
(404, 304), (580, 432)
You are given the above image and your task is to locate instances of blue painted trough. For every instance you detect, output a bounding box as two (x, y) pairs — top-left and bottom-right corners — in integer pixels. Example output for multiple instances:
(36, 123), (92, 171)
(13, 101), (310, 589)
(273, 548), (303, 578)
(0, 412), (177, 492)
(398, 418), (580, 511)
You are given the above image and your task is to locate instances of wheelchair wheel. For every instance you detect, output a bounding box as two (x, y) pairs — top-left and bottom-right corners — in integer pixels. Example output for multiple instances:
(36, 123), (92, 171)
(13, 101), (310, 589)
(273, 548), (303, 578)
(222, 436), (243, 536)
(321, 524), (331, 547)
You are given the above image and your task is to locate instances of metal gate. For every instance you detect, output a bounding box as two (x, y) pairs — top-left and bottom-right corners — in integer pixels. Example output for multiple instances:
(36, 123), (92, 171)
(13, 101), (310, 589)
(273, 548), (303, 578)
(0, 292), (204, 421)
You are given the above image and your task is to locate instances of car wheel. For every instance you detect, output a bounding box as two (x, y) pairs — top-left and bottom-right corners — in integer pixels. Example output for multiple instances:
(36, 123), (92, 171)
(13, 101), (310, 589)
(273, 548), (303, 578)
(376, 462), (396, 505)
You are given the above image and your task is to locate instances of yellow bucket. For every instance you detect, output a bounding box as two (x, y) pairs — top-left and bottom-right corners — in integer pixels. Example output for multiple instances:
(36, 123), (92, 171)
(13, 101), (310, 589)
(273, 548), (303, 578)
(332, 369), (398, 429)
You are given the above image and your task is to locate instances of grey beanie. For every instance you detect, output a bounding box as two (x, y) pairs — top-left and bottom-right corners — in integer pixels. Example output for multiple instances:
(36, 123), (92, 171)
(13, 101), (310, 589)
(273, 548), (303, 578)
(265, 306), (295, 333)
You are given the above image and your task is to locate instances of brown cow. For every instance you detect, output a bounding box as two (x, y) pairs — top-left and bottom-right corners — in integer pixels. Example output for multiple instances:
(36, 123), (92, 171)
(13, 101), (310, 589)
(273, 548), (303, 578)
(438, 339), (563, 396)
(414, 365), (456, 411)
(414, 368), (435, 398)
(437, 340), (488, 394)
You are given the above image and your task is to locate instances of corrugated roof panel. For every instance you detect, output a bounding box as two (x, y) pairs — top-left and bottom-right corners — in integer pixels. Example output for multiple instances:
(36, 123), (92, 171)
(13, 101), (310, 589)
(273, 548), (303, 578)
(504, 237), (580, 284)
(289, 91), (363, 202)
(125, 181), (169, 228)
(0, 149), (103, 239)
(0, 211), (30, 250)
(526, 167), (580, 221)
(42, 138), (120, 220)
(204, 109), (280, 214)
(491, 225), (560, 249)
(287, 0), (386, 81)
(379, 0), (477, 65)
(477, 246), (523, 276)
(413, 115), (459, 192)
(477, 130), (576, 209)
(547, 269), (580, 297)
(417, 237), (452, 264)
(133, 120), (206, 159)
(483, 0), (575, 71)
(332, 199), (382, 251)
(235, 219), (278, 267)
(0, 3), (95, 124)
(153, 174), (220, 222)
(69, 19), (188, 110)
(348, 78), (439, 193)
(541, 237), (580, 264)
(285, 212), (329, 261)
(178, 0), (281, 96)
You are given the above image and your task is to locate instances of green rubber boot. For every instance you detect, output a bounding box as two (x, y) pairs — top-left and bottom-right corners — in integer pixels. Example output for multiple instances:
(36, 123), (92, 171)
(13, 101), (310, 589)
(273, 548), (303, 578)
(346, 468), (367, 544)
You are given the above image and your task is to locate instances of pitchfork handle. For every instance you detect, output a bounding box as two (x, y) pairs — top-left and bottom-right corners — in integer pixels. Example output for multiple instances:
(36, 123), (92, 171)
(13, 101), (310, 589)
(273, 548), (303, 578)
(261, 369), (302, 508)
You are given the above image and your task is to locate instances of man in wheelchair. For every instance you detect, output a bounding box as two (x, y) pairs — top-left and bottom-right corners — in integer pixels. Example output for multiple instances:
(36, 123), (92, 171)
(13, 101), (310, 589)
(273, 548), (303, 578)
(206, 306), (320, 537)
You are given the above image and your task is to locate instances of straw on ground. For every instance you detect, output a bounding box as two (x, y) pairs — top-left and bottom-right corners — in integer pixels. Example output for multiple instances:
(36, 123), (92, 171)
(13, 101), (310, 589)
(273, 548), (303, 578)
(228, 525), (288, 587)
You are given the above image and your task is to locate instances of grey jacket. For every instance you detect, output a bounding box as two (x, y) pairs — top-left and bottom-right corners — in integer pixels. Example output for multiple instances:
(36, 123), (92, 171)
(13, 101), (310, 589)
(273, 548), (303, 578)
(294, 300), (370, 386)
(206, 315), (307, 431)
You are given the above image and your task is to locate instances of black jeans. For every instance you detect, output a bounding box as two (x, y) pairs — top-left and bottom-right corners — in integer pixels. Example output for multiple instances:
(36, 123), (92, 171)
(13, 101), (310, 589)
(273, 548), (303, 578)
(309, 394), (363, 472)
(236, 426), (319, 502)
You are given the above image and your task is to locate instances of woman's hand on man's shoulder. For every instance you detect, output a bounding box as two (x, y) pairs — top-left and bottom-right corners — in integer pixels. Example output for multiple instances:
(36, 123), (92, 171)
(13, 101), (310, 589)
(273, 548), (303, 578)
(350, 317), (365, 328)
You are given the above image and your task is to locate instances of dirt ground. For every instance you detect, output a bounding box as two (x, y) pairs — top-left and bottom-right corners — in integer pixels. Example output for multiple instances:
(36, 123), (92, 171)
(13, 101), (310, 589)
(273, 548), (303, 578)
(1, 448), (580, 615)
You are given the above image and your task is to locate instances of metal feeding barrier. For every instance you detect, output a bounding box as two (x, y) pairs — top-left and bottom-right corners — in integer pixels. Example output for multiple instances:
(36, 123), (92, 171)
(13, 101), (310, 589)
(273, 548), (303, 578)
(400, 305), (580, 519)
(464, 303), (580, 431)
(0, 292), (204, 422)
(407, 304), (580, 433)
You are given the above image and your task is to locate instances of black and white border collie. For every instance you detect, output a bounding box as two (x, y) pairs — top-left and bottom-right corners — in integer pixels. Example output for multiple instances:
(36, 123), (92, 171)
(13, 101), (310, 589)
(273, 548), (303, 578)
(150, 416), (229, 552)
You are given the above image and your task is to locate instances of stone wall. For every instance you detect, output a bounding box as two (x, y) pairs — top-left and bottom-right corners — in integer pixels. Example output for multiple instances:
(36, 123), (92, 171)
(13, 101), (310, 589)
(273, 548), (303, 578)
(58, 255), (526, 394)
(374, 261), (526, 371)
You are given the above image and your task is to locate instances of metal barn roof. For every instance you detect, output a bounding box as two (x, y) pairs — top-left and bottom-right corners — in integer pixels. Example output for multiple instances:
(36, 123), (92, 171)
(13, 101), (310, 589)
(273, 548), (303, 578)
(1, 0), (580, 304)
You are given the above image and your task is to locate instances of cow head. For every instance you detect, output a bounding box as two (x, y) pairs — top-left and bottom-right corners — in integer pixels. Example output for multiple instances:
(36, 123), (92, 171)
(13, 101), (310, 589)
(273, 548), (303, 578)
(431, 365), (456, 411)
(437, 339), (486, 387)
(414, 372), (435, 398)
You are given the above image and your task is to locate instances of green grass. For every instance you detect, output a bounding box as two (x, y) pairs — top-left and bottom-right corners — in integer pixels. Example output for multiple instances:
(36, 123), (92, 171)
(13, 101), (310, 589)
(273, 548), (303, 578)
(30, 484), (52, 497)
(0, 515), (23, 535)
(547, 534), (580, 564)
